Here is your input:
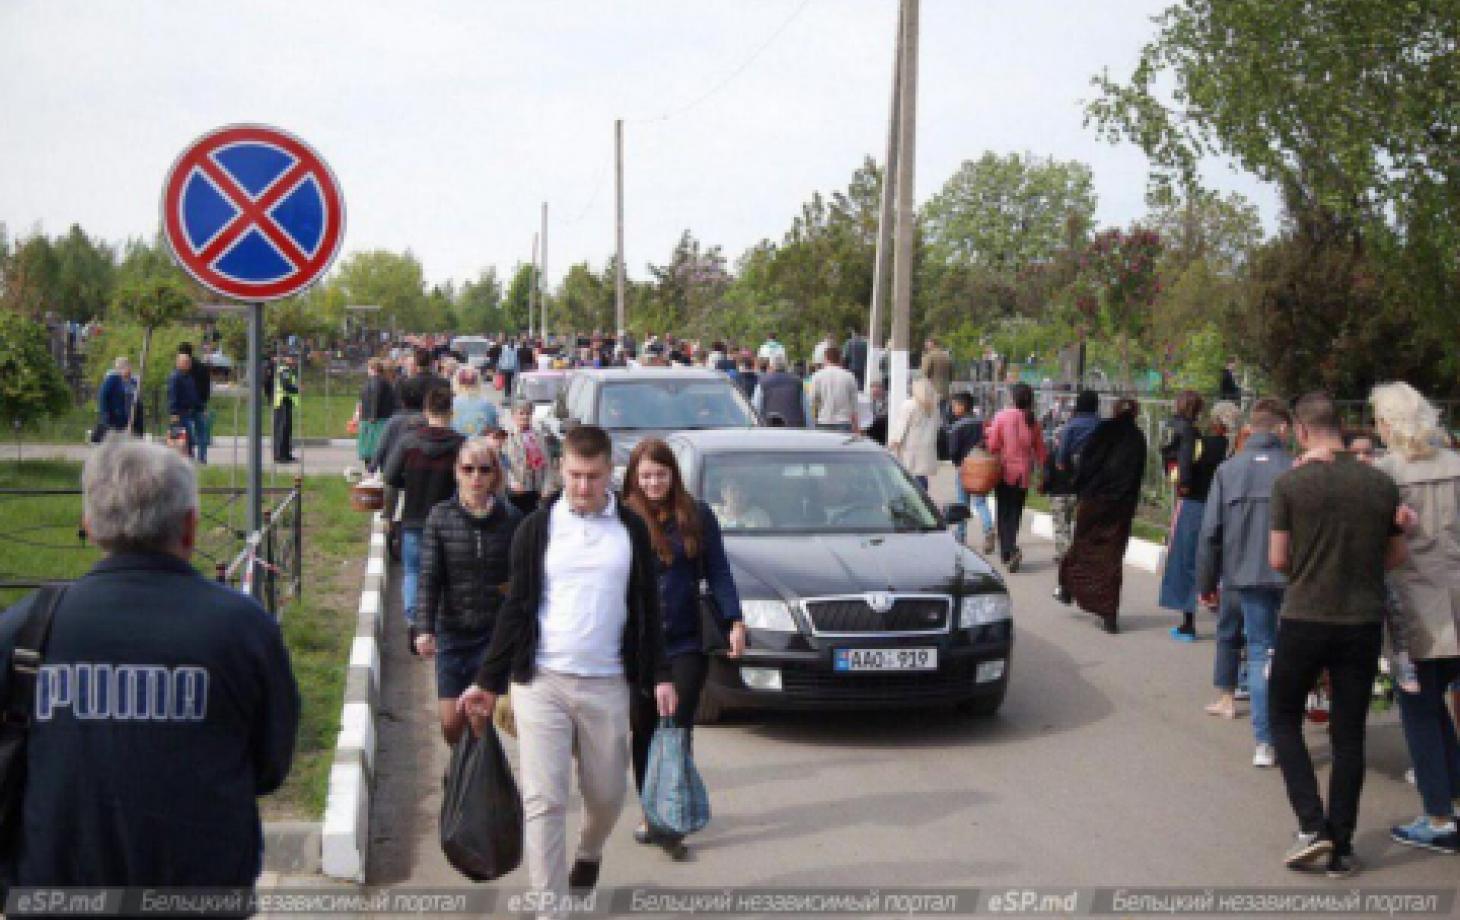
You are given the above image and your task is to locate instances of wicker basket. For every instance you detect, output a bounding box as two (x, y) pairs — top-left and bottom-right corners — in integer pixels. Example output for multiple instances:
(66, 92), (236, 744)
(349, 481), (385, 512)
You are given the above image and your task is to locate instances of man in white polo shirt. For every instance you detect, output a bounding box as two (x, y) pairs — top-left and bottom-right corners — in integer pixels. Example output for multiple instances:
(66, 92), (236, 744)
(808, 346), (861, 433)
(459, 425), (675, 915)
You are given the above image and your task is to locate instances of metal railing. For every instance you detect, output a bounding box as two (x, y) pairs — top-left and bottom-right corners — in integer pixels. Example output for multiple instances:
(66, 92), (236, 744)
(0, 480), (303, 618)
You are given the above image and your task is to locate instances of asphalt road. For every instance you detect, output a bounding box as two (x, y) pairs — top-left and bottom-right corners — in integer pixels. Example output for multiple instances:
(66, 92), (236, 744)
(365, 466), (1458, 901)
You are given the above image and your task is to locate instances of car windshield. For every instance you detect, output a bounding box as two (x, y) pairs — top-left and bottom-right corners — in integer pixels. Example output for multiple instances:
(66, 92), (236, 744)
(597, 380), (755, 431)
(700, 451), (940, 533)
(517, 375), (564, 404)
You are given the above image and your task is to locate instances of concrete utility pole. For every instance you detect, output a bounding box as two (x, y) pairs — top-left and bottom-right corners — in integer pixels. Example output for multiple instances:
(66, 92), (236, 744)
(615, 119), (626, 339)
(540, 202), (549, 339)
(888, 0), (919, 415)
(866, 0), (903, 396)
(529, 232), (538, 339)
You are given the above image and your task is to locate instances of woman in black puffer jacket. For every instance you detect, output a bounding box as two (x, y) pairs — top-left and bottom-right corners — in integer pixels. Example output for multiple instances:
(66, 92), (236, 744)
(415, 436), (522, 742)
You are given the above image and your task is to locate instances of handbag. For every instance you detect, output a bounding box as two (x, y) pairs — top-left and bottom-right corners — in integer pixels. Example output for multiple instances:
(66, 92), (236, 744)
(0, 586), (66, 850)
(696, 552), (729, 654)
(641, 717), (711, 837)
(959, 449), (1002, 496)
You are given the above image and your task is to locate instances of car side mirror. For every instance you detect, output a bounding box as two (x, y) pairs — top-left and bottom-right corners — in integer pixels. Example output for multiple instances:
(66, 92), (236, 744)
(943, 503), (971, 524)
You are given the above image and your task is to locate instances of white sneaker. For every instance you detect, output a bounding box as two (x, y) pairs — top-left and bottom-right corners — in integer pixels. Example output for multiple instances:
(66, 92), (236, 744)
(1253, 743), (1276, 768)
(1405, 768), (1416, 785)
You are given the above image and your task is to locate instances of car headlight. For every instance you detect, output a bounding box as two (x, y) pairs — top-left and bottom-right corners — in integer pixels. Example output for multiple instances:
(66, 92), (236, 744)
(740, 599), (798, 632)
(959, 593), (1011, 629)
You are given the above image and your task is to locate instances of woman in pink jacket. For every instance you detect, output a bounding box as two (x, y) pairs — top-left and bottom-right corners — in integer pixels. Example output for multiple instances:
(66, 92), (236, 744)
(986, 382), (1048, 571)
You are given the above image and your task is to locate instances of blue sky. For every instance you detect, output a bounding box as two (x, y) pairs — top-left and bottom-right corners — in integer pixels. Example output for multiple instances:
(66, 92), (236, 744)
(0, 0), (1278, 289)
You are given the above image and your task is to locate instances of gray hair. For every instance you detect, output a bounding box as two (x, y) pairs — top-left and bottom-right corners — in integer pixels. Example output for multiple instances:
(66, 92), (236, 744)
(769, 354), (788, 371)
(113, 356), (131, 371)
(1370, 381), (1440, 461)
(83, 435), (199, 553)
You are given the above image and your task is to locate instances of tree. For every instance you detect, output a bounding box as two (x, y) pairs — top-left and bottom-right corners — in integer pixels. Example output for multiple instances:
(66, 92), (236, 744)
(456, 268), (503, 335)
(0, 311), (70, 429)
(1074, 226), (1164, 386)
(1088, 0), (1460, 388)
(555, 261), (615, 336)
(52, 225), (116, 322)
(1, 234), (59, 320)
(112, 270), (195, 430)
(332, 250), (429, 334)
(501, 263), (534, 334)
(639, 231), (730, 341)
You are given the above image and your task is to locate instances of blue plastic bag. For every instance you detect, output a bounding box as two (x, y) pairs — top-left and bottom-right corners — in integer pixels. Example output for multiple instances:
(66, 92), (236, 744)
(641, 717), (710, 837)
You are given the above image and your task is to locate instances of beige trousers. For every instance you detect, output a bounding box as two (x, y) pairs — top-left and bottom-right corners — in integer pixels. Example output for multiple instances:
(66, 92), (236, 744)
(512, 669), (631, 912)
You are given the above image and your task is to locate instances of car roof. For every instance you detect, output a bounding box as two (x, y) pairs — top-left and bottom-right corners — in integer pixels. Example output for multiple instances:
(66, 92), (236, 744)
(576, 367), (730, 383)
(668, 429), (884, 453)
(520, 369), (566, 378)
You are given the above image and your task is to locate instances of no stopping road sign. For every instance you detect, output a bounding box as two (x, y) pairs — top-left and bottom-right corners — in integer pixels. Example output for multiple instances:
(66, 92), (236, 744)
(161, 124), (345, 301)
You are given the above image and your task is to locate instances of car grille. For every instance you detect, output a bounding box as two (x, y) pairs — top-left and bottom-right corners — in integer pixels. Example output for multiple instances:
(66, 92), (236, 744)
(803, 596), (949, 634)
(780, 658), (978, 704)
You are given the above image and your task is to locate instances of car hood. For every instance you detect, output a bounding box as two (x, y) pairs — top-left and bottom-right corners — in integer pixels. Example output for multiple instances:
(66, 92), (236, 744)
(725, 531), (1003, 600)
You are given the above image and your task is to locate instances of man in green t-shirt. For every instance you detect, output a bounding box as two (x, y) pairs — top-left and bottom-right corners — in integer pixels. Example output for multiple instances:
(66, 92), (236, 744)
(1267, 392), (1407, 878)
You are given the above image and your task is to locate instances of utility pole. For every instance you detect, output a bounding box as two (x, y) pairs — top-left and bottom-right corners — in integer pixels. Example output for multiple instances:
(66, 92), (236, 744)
(866, 0), (903, 396)
(888, 0), (919, 414)
(529, 232), (538, 339)
(540, 202), (549, 341)
(615, 119), (626, 339)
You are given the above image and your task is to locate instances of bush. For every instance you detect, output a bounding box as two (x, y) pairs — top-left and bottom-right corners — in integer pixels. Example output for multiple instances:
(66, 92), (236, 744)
(0, 312), (70, 428)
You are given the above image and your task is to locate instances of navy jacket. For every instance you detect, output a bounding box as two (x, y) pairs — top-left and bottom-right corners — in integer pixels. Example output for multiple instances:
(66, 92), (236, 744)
(167, 368), (200, 418)
(656, 502), (743, 657)
(97, 372), (136, 430)
(0, 553), (299, 886)
(1056, 412), (1101, 468)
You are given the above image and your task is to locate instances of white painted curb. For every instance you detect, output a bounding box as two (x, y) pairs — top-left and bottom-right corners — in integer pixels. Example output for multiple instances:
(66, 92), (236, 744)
(321, 512), (388, 881)
(1026, 509), (1166, 573)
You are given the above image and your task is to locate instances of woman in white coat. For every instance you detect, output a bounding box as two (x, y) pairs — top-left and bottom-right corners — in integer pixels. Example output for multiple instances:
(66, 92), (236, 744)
(888, 377), (942, 489)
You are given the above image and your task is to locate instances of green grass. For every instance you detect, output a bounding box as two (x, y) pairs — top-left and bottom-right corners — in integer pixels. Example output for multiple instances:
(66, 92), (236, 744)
(0, 460), (368, 820)
(21, 388), (362, 444)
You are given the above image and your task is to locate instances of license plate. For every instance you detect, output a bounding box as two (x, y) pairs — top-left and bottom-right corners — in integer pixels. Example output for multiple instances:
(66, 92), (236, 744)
(834, 647), (938, 672)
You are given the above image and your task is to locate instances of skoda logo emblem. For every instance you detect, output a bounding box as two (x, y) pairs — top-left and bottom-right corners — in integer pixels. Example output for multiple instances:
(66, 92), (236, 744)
(867, 592), (895, 613)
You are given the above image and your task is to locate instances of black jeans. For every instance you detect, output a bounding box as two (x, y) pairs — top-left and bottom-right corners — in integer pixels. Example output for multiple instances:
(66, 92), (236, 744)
(1269, 618), (1382, 848)
(272, 402), (293, 460)
(994, 482), (1028, 562)
(630, 651), (708, 794)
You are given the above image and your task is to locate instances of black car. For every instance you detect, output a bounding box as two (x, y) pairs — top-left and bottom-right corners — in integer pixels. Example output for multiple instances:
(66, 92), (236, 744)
(551, 367), (758, 476)
(666, 429), (1013, 722)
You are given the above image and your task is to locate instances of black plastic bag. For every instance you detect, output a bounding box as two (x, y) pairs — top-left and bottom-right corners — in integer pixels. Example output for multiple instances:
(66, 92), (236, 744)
(439, 725), (523, 881)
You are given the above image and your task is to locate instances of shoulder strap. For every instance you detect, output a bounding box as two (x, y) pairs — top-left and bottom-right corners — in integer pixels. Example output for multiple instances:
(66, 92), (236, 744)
(5, 585), (65, 726)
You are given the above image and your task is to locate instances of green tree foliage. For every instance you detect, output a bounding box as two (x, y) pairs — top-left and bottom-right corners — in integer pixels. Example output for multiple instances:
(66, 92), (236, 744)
(456, 268), (503, 335)
(555, 261), (615, 336)
(111, 272), (195, 429)
(1, 234), (59, 320)
(0, 311), (71, 428)
(1074, 226), (1164, 386)
(722, 159), (883, 357)
(1088, 0), (1460, 392)
(332, 250), (430, 333)
(501, 263), (534, 334)
(51, 225), (116, 322)
(636, 231), (730, 342)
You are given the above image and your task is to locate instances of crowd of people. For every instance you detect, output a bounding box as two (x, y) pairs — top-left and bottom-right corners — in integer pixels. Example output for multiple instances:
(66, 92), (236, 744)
(1041, 380), (1460, 874)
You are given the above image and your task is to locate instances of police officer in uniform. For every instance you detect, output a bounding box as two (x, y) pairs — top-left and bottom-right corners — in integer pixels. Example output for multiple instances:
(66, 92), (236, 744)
(273, 355), (300, 462)
(0, 436), (299, 887)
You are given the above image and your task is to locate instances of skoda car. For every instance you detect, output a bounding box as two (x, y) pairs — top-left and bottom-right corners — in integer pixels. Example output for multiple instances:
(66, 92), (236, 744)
(666, 429), (1013, 722)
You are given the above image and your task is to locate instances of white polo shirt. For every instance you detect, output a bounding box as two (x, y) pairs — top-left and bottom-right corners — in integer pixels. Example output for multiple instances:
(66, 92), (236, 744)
(535, 493), (633, 677)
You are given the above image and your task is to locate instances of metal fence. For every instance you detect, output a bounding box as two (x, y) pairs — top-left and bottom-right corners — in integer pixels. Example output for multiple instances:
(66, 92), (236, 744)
(0, 481), (303, 617)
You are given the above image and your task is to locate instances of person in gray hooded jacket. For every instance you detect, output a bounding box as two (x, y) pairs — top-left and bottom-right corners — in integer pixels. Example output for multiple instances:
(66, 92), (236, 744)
(1196, 397), (1293, 768)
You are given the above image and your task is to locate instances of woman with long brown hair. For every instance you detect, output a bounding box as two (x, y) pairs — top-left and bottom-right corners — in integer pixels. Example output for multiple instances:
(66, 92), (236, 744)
(622, 438), (744, 856)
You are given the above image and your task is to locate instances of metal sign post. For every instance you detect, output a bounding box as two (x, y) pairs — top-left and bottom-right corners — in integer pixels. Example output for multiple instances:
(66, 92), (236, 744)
(161, 123), (345, 603)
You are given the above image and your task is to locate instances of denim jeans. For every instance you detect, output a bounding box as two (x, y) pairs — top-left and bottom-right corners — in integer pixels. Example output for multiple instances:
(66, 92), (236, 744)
(914, 475), (929, 490)
(1213, 589), (1245, 692)
(954, 480), (994, 545)
(1237, 587), (1282, 746)
(1397, 657), (1460, 818)
(1269, 619), (1381, 847)
(191, 407), (210, 463)
(401, 526), (423, 625)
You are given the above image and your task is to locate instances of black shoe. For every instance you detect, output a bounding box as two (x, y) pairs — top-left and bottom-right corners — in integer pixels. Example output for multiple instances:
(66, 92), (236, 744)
(1007, 548), (1022, 573)
(407, 625), (420, 657)
(567, 858), (600, 890)
(1101, 617), (1119, 634)
(633, 824), (656, 845)
(1325, 848), (1359, 879)
(1053, 585), (1072, 605)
